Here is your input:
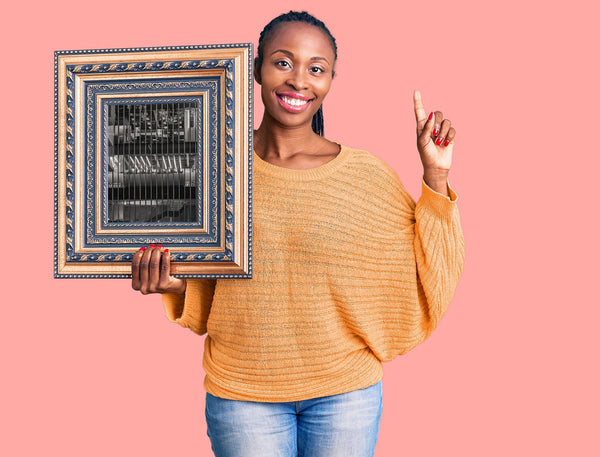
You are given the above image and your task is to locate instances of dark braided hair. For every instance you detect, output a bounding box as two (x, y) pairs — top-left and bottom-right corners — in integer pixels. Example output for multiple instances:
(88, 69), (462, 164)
(256, 11), (337, 137)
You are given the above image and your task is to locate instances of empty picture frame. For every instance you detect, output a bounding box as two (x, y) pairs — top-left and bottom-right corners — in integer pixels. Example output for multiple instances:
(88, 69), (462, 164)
(54, 44), (253, 278)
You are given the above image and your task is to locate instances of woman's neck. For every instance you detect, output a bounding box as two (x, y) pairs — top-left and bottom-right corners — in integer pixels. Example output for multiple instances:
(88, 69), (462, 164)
(253, 115), (322, 161)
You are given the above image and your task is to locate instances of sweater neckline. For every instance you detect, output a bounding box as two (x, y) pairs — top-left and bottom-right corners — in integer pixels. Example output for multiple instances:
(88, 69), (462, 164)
(253, 144), (351, 181)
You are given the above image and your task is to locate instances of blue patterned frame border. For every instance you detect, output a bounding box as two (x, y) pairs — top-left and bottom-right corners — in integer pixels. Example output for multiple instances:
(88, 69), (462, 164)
(88, 84), (219, 240)
(54, 44), (253, 279)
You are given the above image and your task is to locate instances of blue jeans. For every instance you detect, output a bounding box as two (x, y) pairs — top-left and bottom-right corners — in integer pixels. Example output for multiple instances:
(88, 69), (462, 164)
(205, 380), (383, 457)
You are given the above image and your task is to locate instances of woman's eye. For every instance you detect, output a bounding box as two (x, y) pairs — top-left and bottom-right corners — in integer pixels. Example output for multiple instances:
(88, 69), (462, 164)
(276, 61), (290, 68)
(310, 67), (324, 74)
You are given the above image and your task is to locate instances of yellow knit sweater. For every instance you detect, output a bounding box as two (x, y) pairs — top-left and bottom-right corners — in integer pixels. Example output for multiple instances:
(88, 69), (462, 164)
(162, 145), (464, 402)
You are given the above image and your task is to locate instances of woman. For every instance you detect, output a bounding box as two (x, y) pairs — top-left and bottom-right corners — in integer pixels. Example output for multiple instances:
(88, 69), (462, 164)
(132, 10), (464, 457)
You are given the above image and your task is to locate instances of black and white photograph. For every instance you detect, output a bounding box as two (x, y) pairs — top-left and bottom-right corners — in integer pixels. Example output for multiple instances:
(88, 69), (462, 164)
(107, 102), (198, 224)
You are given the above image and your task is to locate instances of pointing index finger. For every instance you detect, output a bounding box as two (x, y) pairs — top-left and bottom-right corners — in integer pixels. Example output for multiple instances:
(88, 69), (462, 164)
(413, 89), (427, 132)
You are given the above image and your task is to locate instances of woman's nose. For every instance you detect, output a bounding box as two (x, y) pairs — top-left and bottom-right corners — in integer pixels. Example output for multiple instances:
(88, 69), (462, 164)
(286, 69), (308, 90)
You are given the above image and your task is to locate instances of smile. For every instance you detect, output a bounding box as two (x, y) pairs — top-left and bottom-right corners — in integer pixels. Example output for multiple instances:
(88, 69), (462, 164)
(276, 92), (313, 112)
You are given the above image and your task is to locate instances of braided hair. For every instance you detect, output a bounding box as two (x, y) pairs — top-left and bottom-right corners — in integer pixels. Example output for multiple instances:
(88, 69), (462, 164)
(256, 11), (337, 137)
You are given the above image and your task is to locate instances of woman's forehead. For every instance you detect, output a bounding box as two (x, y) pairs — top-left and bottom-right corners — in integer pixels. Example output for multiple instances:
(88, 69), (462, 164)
(263, 22), (335, 60)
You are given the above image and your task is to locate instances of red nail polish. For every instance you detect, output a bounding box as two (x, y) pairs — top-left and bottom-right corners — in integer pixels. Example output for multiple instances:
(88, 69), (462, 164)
(140, 247), (146, 251)
(433, 127), (439, 136)
(158, 244), (162, 248)
(435, 137), (443, 145)
(444, 139), (450, 146)
(150, 244), (155, 248)
(165, 249), (169, 253)
(428, 112), (433, 121)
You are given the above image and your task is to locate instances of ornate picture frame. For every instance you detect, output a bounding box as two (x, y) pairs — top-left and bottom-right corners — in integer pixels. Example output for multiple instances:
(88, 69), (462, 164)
(54, 44), (253, 278)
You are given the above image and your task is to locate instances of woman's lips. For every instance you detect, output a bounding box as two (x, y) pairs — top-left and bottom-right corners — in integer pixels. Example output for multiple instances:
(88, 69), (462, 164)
(276, 92), (313, 112)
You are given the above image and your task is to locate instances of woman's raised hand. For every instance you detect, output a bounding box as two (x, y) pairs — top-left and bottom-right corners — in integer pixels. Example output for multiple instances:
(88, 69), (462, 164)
(413, 90), (456, 194)
(131, 245), (186, 295)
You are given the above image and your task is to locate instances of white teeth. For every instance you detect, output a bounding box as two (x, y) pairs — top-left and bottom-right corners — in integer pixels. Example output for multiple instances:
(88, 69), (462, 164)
(281, 95), (308, 107)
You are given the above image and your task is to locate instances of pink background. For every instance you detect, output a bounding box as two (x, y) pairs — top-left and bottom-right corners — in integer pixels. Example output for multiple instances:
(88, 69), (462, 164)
(2, 0), (598, 455)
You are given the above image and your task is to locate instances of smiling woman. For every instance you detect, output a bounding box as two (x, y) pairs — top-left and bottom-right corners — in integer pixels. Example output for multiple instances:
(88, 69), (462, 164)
(130, 10), (465, 457)
(253, 13), (341, 169)
(255, 11), (337, 137)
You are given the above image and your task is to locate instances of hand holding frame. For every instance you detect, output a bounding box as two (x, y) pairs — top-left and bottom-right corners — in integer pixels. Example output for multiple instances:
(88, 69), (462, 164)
(132, 245), (186, 296)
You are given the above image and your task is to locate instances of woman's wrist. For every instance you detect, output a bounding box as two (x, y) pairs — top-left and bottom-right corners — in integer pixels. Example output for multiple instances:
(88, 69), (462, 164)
(165, 278), (187, 296)
(423, 168), (450, 196)
(173, 278), (187, 295)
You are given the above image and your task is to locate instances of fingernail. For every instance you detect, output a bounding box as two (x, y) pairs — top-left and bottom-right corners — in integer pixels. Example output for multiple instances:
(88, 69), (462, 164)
(150, 244), (155, 247)
(158, 244), (162, 248)
(165, 249), (169, 253)
(140, 247), (146, 251)
(435, 137), (443, 145)
(428, 112), (433, 121)
(444, 139), (450, 146)
(433, 127), (439, 136)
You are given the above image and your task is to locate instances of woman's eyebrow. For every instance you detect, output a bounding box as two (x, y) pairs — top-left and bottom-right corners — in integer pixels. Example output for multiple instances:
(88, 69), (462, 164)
(270, 49), (330, 64)
(270, 49), (294, 57)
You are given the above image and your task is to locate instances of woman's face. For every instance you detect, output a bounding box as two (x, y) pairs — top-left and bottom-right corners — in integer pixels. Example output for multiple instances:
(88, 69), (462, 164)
(256, 21), (336, 130)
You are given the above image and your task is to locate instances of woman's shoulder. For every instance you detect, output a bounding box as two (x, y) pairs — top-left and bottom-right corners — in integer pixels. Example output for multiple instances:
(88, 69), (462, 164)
(340, 144), (403, 186)
(336, 145), (415, 219)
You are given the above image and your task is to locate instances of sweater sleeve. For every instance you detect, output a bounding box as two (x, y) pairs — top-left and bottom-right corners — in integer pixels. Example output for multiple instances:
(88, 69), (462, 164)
(368, 173), (464, 362)
(412, 178), (464, 334)
(161, 278), (217, 335)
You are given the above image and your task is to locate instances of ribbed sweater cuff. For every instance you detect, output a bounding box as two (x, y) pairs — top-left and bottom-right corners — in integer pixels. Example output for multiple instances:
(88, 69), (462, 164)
(162, 281), (211, 335)
(417, 177), (459, 219)
(161, 293), (185, 322)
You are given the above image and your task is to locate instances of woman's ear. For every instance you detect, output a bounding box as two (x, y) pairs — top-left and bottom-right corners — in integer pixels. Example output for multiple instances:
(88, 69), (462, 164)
(254, 57), (262, 85)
